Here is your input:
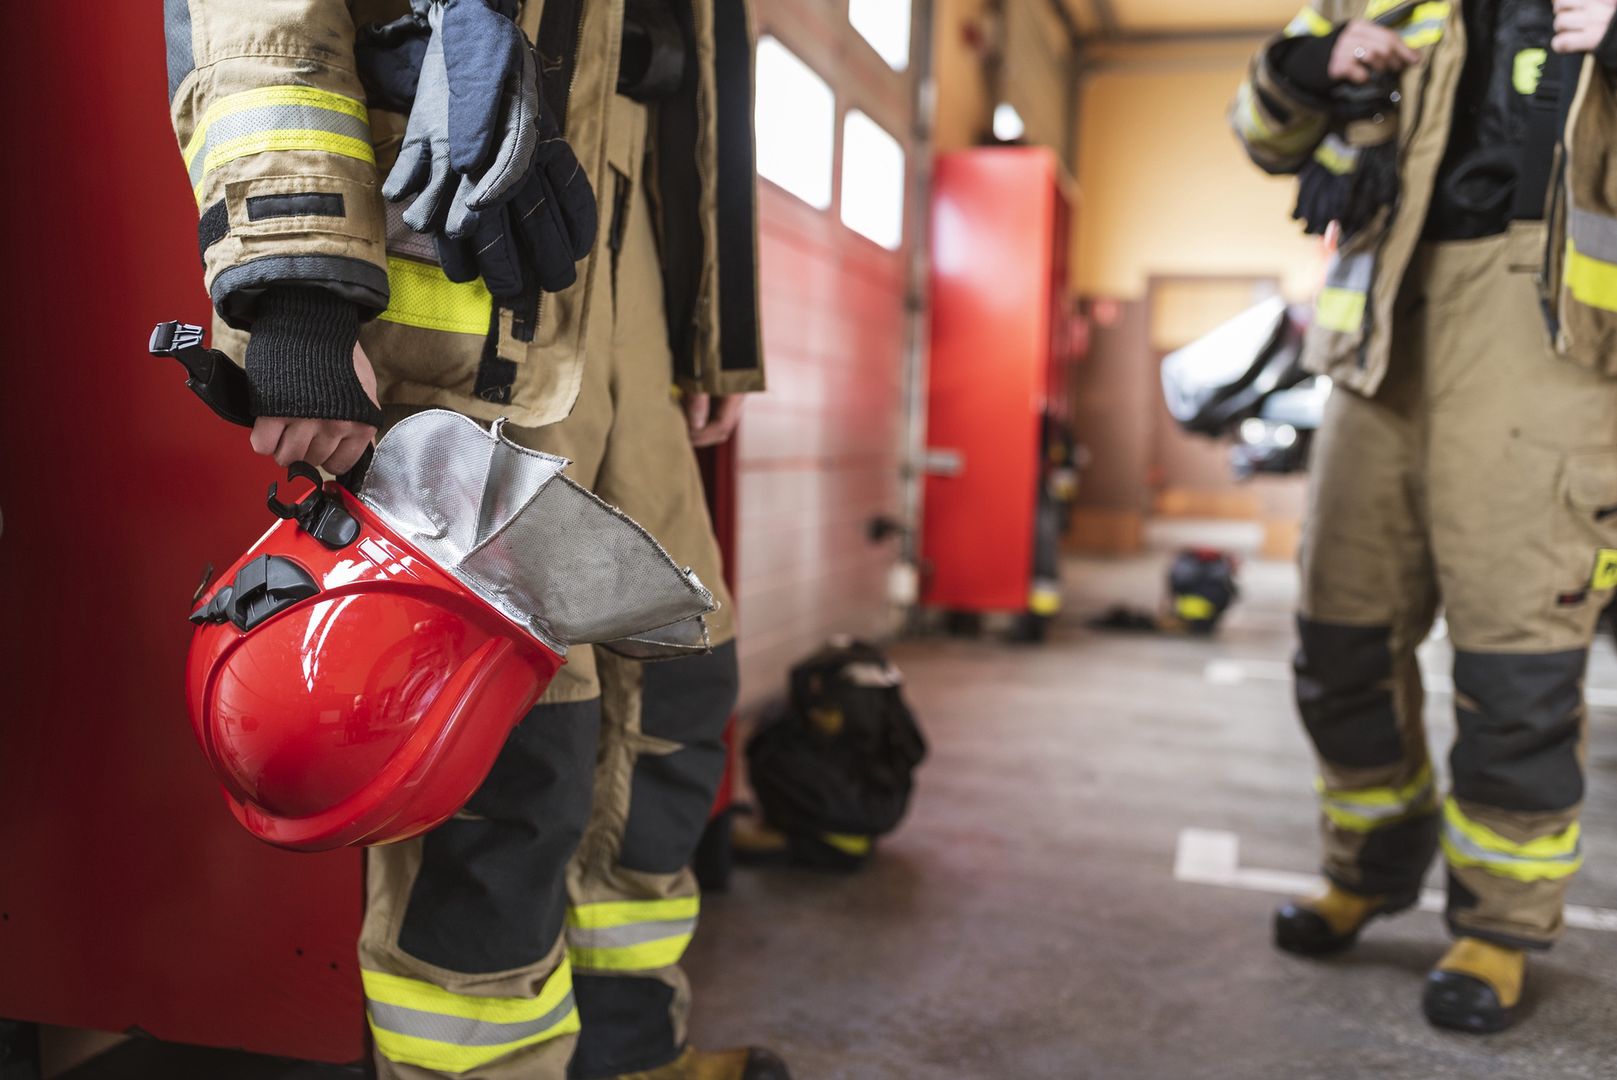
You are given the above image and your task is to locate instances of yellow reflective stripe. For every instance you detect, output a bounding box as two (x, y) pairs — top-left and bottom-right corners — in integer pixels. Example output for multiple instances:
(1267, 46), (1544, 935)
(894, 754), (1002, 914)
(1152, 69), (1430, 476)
(568, 896), (699, 930)
(1366, 0), (1449, 47)
(1315, 286), (1367, 333)
(1514, 48), (1547, 95)
(821, 832), (873, 856)
(1175, 595), (1216, 620)
(1441, 798), (1583, 883)
(1028, 585), (1061, 616)
(363, 965), (579, 1073)
(379, 257), (495, 335)
(1564, 237), (1617, 314)
(182, 85), (370, 164)
(1283, 6), (1333, 37)
(190, 130), (375, 202)
(1317, 764), (1436, 832)
(567, 896), (699, 971)
(1312, 138), (1357, 176)
(1233, 84), (1324, 158)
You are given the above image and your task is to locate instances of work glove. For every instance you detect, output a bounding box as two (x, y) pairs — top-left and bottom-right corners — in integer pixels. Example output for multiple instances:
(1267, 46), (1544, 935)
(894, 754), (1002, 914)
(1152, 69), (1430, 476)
(435, 112), (599, 298)
(383, 0), (537, 236)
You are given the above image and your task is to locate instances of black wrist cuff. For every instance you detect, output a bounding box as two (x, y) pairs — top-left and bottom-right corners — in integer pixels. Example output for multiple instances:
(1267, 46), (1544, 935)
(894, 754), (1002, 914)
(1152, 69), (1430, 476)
(244, 288), (381, 426)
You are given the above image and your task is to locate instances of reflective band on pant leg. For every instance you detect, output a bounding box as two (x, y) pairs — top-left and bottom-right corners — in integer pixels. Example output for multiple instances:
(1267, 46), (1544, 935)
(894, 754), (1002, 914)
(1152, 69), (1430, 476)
(1441, 798), (1583, 883)
(1317, 763), (1438, 833)
(362, 963), (581, 1073)
(821, 832), (873, 856)
(567, 897), (700, 972)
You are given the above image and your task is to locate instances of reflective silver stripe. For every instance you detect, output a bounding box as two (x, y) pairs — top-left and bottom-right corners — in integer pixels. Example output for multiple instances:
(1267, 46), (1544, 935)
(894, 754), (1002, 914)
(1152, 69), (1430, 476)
(566, 917), (698, 950)
(186, 105), (373, 186)
(366, 992), (577, 1047)
(1400, 17), (1445, 43)
(1324, 250), (1373, 291)
(1323, 781), (1433, 823)
(1443, 820), (1581, 870)
(1570, 207), (1617, 263)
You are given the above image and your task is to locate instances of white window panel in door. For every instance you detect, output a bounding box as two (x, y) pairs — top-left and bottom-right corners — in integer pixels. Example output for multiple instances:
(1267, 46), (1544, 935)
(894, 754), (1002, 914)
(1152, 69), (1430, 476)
(754, 36), (835, 210)
(849, 0), (911, 71)
(839, 109), (905, 250)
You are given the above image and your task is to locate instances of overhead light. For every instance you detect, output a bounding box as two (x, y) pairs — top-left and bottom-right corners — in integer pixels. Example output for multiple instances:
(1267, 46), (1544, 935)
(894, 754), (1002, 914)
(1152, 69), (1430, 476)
(993, 102), (1025, 142)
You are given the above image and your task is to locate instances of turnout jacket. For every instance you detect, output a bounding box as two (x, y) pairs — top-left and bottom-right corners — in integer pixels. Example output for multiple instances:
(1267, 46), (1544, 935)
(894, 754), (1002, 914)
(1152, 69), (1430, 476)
(164, 0), (765, 428)
(1232, 0), (1617, 395)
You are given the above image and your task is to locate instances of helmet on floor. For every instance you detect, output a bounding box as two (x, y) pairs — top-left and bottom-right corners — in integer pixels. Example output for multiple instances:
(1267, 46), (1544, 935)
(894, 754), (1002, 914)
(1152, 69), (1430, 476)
(186, 410), (717, 851)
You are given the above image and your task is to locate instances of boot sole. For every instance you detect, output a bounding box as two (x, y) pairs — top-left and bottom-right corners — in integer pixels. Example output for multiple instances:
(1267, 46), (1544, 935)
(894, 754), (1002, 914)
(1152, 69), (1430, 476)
(1423, 996), (1517, 1035)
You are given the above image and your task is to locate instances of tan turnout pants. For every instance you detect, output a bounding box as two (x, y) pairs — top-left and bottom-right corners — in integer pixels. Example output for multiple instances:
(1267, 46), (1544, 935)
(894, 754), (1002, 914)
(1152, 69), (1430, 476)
(1297, 229), (1617, 948)
(359, 95), (738, 1079)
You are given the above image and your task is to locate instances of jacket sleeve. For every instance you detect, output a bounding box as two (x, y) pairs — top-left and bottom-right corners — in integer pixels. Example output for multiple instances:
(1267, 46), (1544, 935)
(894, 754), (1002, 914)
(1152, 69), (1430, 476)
(1230, 3), (1349, 175)
(164, 0), (390, 329)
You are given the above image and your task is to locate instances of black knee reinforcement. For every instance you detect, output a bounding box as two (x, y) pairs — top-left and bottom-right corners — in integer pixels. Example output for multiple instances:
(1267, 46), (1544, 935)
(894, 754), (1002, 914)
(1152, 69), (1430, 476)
(1294, 618), (1405, 769)
(398, 698), (601, 973)
(619, 641), (740, 875)
(1451, 649), (1586, 813)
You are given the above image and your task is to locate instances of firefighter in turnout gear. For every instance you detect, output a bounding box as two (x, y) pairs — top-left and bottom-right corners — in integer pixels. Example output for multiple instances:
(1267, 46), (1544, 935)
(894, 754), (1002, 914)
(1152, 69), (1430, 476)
(162, 0), (785, 1076)
(1234, 0), (1617, 1033)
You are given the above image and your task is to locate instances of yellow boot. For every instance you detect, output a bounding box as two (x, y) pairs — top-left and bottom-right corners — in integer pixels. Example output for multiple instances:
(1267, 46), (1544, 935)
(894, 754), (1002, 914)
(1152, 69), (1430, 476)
(1273, 882), (1419, 955)
(1423, 938), (1526, 1034)
(608, 1046), (791, 1080)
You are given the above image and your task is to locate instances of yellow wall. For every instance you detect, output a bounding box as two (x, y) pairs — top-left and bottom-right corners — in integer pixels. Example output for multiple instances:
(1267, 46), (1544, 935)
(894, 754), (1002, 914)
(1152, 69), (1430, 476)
(932, 0), (994, 154)
(1073, 44), (1326, 300)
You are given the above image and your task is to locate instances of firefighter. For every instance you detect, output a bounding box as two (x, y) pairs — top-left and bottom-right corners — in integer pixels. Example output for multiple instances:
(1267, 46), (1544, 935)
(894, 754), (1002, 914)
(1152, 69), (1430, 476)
(162, 1), (785, 1076)
(1233, 0), (1617, 1033)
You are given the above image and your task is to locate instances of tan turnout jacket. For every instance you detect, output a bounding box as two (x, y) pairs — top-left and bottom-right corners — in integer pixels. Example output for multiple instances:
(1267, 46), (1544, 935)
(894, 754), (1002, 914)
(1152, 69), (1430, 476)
(1232, 0), (1617, 395)
(164, 0), (764, 428)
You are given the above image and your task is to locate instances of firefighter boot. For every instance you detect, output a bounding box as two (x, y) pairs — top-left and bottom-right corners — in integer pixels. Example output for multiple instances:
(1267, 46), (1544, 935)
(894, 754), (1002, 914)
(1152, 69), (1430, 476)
(1274, 883), (1419, 955)
(607, 1047), (792, 1080)
(1423, 938), (1526, 1034)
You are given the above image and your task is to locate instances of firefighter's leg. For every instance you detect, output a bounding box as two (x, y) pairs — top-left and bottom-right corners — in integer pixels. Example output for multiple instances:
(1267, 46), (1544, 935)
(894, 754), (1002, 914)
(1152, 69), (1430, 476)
(1276, 312), (1442, 954)
(1422, 234), (1617, 953)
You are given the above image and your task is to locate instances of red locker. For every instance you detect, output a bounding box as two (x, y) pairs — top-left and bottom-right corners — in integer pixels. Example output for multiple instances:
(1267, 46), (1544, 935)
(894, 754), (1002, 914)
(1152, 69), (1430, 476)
(921, 147), (1075, 614)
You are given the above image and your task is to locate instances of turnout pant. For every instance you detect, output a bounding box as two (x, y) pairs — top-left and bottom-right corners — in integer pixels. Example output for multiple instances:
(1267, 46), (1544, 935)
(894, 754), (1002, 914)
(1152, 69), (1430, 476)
(1298, 232), (1617, 949)
(359, 95), (737, 1078)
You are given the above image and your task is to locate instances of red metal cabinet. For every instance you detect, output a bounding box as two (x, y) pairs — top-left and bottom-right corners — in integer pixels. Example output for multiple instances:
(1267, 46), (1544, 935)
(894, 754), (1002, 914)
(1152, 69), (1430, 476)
(921, 147), (1074, 614)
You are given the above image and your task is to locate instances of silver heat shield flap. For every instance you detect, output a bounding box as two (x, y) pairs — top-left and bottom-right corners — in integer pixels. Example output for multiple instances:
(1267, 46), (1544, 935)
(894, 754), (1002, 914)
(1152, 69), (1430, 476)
(359, 410), (715, 657)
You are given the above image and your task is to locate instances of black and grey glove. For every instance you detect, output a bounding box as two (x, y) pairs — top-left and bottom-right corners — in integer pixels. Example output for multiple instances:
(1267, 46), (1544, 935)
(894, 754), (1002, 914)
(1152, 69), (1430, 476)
(244, 288), (382, 426)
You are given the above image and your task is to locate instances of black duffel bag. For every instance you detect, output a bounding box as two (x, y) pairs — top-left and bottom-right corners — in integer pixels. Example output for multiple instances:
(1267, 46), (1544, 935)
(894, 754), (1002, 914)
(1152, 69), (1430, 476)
(744, 639), (926, 869)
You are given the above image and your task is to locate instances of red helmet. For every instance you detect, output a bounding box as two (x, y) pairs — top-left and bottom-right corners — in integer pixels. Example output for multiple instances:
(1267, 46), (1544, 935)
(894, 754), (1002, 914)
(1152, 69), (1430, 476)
(186, 411), (715, 851)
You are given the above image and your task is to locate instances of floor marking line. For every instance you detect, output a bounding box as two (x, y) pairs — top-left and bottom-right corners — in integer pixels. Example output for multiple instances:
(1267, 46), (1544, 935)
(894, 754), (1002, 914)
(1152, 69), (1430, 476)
(1174, 828), (1617, 933)
(1202, 660), (1617, 708)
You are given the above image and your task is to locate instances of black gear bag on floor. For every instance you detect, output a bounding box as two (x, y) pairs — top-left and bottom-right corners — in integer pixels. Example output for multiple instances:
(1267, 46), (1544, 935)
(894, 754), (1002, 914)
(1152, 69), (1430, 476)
(745, 639), (926, 869)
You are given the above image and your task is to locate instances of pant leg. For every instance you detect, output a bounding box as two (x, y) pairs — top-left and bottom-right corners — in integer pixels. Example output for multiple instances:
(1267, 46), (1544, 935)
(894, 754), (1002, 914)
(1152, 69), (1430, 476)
(358, 701), (599, 1079)
(1296, 283), (1443, 897)
(561, 94), (740, 1080)
(1421, 233), (1617, 949)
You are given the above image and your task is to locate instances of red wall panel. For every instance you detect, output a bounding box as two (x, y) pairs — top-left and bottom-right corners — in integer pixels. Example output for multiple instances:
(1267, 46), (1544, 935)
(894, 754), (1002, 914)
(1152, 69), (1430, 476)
(0, 8), (364, 1063)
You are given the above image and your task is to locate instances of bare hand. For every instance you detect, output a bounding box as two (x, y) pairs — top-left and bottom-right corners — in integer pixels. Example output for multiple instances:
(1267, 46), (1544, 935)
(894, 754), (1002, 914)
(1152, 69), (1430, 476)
(1329, 19), (1421, 84)
(683, 392), (744, 448)
(1553, 0), (1617, 53)
(249, 343), (379, 474)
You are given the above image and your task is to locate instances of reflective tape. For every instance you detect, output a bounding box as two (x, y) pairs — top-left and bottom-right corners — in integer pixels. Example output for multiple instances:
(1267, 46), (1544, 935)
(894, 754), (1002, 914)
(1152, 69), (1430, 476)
(1514, 48), (1547, 95)
(1441, 798), (1583, 883)
(182, 85), (374, 201)
(822, 832), (873, 856)
(1317, 764), (1437, 833)
(363, 964), (580, 1073)
(1176, 594), (1216, 621)
(1312, 134), (1359, 177)
(1368, 0), (1450, 47)
(379, 256), (495, 335)
(567, 896), (699, 972)
(1284, 6), (1333, 38)
(1315, 252), (1372, 333)
(1564, 237), (1617, 315)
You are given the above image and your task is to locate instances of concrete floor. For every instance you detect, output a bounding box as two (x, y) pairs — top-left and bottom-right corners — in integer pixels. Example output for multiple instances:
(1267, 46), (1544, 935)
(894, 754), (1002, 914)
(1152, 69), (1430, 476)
(685, 522), (1617, 1080)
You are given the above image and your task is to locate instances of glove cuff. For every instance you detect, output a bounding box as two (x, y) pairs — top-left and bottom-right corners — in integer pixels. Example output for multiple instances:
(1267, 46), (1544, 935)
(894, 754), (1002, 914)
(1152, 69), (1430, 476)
(245, 288), (382, 426)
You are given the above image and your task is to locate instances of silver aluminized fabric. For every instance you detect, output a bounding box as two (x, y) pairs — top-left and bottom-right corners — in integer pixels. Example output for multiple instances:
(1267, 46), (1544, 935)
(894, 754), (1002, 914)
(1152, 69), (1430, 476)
(360, 409), (715, 657)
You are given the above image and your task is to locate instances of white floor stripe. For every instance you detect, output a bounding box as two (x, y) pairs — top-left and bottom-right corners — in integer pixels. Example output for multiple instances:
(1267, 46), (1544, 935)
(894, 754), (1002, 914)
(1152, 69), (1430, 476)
(1174, 828), (1617, 933)
(1203, 660), (1617, 708)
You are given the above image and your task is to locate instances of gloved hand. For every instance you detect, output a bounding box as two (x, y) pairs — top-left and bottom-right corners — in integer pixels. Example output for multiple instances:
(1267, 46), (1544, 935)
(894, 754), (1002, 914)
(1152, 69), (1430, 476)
(435, 109), (599, 298)
(383, 0), (537, 236)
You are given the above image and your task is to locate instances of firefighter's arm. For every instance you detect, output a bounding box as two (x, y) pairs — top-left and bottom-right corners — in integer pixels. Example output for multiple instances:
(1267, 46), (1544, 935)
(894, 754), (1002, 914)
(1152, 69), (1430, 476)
(165, 0), (386, 432)
(1230, 2), (1413, 175)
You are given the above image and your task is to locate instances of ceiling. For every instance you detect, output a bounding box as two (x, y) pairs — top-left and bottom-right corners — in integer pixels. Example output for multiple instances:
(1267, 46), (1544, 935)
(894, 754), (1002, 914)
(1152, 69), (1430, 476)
(1060, 0), (1301, 38)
